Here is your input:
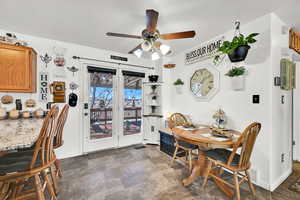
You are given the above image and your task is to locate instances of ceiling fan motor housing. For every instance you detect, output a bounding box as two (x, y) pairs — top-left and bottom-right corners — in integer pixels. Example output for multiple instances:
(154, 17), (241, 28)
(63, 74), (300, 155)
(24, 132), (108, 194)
(142, 29), (160, 42)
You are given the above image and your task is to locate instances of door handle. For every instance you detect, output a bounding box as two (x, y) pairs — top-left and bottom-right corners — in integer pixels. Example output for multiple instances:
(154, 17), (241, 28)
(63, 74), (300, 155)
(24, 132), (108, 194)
(84, 113), (89, 116)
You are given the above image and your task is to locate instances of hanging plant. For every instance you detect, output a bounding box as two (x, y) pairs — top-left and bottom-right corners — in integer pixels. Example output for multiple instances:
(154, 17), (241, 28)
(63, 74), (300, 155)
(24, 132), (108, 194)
(214, 22), (259, 63)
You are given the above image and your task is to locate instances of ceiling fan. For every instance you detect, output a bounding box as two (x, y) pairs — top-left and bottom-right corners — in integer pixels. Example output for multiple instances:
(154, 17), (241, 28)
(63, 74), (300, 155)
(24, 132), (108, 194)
(106, 9), (196, 60)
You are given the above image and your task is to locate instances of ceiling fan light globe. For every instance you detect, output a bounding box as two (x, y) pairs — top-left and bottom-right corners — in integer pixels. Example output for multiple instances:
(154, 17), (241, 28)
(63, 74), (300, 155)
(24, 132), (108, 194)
(141, 40), (152, 52)
(133, 49), (143, 58)
(160, 44), (171, 55)
(152, 52), (160, 60)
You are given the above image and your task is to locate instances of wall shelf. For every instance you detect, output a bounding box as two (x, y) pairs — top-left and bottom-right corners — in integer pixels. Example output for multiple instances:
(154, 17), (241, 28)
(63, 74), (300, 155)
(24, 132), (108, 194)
(143, 81), (163, 144)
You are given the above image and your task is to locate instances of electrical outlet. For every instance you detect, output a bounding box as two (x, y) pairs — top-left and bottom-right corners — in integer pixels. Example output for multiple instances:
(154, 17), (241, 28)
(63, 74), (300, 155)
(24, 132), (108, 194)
(281, 153), (285, 163)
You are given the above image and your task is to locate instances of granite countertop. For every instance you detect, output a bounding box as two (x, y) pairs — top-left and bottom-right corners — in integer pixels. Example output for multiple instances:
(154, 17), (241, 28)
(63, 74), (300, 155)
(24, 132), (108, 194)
(0, 118), (44, 152)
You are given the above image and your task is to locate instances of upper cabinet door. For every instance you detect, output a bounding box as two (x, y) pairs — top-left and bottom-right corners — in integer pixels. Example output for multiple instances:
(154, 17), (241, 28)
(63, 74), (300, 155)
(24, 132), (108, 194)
(0, 43), (37, 93)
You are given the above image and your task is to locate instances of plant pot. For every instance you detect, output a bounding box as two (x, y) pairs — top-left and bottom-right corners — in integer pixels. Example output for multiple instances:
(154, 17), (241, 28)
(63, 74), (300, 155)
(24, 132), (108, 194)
(148, 75), (159, 82)
(228, 45), (250, 63)
(231, 76), (245, 91)
(175, 85), (183, 94)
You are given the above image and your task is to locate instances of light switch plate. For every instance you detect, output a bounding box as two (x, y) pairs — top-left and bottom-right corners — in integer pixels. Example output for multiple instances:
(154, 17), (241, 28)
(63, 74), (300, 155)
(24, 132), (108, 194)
(253, 95), (260, 104)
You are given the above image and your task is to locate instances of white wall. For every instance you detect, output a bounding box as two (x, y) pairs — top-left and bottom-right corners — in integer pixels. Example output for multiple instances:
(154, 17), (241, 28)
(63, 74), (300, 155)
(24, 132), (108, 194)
(162, 14), (272, 189)
(293, 56), (300, 162)
(162, 13), (295, 191)
(0, 28), (154, 159)
(269, 13), (293, 191)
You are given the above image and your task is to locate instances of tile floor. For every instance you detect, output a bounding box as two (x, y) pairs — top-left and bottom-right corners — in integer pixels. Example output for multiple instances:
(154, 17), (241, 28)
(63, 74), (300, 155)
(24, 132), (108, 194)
(58, 145), (299, 200)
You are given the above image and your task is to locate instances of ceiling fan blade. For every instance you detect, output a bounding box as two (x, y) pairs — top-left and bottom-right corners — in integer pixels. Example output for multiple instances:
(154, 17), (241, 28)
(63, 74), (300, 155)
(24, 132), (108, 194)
(146, 9), (159, 33)
(106, 32), (142, 39)
(128, 43), (142, 54)
(160, 31), (196, 40)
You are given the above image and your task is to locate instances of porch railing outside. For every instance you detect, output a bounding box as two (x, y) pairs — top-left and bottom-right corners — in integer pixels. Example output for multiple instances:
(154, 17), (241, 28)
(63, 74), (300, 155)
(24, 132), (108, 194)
(90, 107), (141, 124)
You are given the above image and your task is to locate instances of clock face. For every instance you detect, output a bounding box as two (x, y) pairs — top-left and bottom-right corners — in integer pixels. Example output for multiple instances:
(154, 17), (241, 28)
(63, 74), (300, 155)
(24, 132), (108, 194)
(190, 68), (214, 97)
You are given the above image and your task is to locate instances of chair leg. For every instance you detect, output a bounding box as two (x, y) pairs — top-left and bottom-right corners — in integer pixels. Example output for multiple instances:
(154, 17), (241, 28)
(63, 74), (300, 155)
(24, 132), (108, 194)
(172, 146), (179, 165)
(8, 182), (18, 200)
(188, 150), (192, 172)
(233, 172), (240, 200)
(42, 170), (57, 200)
(0, 182), (10, 200)
(34, 174), (45, 200)
(55, 159), (62, 178)
(245, 170), (256, 196)
(202, 160), (212, 189)
(50, 164), (59, 195)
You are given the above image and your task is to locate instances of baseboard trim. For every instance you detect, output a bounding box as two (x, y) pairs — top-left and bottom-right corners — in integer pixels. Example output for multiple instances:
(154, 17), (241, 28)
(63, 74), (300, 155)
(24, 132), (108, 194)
(270, 168), (292, 191)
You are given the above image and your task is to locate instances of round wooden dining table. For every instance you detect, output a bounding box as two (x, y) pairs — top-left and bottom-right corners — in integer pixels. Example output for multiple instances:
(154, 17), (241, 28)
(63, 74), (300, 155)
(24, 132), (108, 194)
(172, 126), (241, 198)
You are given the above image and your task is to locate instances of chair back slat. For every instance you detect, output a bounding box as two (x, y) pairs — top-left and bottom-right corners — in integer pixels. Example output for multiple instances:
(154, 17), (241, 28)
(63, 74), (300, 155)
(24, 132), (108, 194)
(238, 122), (261, 168)
(30, 105), (59, 169)
(54, 105), (69, 148)
(169, 113), (188, 128)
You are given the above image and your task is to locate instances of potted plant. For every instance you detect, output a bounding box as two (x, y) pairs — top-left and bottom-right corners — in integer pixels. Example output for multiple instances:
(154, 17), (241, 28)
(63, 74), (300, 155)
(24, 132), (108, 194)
(214, 33), (259, 63)
(225, 66), (246, 90)
(173, 78), (184, 94)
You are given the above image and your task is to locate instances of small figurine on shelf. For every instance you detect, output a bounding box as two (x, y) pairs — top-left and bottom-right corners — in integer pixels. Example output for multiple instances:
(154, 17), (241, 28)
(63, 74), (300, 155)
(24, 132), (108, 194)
(212, 108), (227, 129)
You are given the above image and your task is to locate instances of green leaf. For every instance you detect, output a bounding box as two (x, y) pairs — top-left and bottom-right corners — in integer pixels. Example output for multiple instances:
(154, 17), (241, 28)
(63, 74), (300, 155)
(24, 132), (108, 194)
(247, 38), (257, 43)
(248, 33), (259, 38)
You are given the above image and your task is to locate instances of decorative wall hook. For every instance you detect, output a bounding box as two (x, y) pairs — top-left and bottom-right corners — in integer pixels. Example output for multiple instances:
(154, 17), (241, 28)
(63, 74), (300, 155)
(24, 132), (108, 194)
(234, 21), (241, 36)
(40, 53), (52, 68)
(69, 82), (79, 91)
(67, 66), (79, 76)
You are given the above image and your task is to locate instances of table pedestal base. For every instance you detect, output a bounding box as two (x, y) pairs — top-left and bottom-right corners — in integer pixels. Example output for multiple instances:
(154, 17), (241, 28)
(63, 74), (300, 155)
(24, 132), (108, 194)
(182, 150), (234, 198)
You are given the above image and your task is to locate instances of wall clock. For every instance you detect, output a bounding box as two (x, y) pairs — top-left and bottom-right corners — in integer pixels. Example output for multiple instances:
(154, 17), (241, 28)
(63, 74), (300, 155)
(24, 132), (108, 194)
(190, 66), (220, 101)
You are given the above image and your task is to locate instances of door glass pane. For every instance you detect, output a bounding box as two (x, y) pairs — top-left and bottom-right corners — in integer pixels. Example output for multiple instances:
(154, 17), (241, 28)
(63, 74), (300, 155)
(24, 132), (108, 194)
(90, 72), (113, 139)
(123, 75), (142, 135)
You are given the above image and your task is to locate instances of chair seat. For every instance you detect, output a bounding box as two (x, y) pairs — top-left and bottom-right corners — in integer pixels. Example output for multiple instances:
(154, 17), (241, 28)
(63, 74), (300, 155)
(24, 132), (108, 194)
(206, 149), (240, 166)
(0, 150), (40, 176)
(177, 140), (198, 150)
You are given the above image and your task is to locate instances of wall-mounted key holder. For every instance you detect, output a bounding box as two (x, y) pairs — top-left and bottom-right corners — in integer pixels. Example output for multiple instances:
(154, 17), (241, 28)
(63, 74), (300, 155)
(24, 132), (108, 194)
(50, 81), (66, 103)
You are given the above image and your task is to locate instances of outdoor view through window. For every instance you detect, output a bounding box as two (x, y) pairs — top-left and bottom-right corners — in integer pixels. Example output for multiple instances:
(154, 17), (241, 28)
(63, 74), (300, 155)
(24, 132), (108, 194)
(89, 72), (142, 139)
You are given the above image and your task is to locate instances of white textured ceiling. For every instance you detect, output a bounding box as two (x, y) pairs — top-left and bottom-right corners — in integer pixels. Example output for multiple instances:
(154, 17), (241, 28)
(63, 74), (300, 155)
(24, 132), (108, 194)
(0, 0), (299, 55)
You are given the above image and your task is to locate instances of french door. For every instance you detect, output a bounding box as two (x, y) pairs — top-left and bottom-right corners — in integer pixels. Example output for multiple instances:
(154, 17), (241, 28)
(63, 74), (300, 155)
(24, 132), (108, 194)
(83, 63), (146, 153)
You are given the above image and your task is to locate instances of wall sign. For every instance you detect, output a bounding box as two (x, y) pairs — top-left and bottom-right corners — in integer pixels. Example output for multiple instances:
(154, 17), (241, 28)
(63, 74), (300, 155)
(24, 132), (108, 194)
(110, 55), (128, 62)
(39, 72), (49, 102)
(185, 36), (224, 65)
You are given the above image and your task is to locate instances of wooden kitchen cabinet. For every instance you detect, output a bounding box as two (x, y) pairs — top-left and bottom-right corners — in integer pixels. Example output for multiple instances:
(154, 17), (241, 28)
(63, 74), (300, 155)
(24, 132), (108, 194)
(0, 43), (37, 93)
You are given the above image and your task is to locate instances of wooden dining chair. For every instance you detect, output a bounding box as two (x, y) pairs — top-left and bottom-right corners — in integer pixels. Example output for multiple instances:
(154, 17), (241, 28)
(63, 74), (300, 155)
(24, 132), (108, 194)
(0, 105), (59, 200)
(202, 122), (261, 200)
(169, 113), (198, 172)
(53, 104), (69, 178)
